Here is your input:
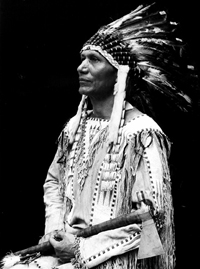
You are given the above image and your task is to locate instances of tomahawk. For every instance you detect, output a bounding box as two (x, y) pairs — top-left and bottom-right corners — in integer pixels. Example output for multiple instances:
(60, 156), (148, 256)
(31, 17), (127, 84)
(1, 210), (164, 268)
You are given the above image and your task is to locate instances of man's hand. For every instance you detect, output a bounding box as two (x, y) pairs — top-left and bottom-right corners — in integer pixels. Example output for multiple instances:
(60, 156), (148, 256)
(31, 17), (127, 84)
(49, 230), (75, 263)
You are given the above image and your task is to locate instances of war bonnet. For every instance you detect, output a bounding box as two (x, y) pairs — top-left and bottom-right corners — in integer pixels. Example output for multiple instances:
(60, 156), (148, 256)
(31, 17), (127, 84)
(68, 3), (198, 145)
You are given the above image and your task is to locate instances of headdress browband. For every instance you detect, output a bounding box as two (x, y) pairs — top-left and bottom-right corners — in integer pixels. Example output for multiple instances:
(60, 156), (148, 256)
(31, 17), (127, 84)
(81, 45), (120, 69)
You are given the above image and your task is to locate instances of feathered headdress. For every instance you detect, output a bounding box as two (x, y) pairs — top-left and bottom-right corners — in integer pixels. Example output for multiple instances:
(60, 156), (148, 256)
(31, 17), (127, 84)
(69, 2), (199, 144)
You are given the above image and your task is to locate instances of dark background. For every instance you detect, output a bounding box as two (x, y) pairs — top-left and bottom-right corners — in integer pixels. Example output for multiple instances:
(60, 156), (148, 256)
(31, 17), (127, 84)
(0, 0), (199, 268)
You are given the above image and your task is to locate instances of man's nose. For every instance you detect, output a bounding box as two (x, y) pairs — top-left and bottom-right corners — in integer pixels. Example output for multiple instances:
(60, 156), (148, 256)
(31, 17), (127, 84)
(77, 59), (89, 73)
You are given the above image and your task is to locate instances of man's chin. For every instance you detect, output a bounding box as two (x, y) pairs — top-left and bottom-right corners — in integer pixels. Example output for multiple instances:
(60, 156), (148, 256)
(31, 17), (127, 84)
(78, 86), (91, 96)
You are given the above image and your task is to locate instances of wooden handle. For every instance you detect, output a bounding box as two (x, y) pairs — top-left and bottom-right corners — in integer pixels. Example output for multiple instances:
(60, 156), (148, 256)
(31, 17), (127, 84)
(14, 241), (53, 256)
(77, 210), (151, 237)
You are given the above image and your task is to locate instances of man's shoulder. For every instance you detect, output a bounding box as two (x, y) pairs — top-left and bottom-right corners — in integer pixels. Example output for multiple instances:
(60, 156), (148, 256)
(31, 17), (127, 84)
(124, 108), (163, 135)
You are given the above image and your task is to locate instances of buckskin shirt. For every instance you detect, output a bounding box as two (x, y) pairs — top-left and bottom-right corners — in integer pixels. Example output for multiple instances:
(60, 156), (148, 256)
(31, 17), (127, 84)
(43, 102), (175, 269)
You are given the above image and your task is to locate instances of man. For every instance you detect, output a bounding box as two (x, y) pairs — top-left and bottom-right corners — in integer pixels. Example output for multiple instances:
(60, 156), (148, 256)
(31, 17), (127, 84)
(40, 3), (183, 269)
(3, 3), (198, 269)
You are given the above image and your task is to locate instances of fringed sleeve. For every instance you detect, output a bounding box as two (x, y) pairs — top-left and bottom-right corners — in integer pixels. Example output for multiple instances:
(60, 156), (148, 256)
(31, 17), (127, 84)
(131, 130), (170, 215)
(71, 223), (141, 269)
(43, 124), (71, 235)
(128, 129), (175, 269)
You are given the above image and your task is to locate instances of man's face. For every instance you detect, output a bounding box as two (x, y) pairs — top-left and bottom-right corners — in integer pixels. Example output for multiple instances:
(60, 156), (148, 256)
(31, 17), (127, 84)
(77, 50), (117, 100)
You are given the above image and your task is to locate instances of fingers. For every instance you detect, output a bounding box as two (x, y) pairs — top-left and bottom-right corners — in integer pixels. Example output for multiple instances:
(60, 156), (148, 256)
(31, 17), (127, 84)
(53, 233), (63, 242)
(50, 231), (66, 247)
(48, 232), (76, 263)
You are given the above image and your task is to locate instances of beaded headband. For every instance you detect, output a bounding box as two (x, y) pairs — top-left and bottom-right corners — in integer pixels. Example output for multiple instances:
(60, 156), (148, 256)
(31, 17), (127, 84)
(82, 45), (120, 69)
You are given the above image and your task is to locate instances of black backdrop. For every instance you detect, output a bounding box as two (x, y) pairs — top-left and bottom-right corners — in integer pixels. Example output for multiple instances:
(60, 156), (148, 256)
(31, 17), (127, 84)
(0, 0), (199, 268)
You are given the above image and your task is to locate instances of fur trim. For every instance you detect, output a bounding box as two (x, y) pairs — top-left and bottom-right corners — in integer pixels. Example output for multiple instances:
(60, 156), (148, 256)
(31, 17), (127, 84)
(107, 65), (129, 146)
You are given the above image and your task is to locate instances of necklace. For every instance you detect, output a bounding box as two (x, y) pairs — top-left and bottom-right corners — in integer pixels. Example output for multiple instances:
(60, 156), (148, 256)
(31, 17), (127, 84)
(65, 99), (126, 198)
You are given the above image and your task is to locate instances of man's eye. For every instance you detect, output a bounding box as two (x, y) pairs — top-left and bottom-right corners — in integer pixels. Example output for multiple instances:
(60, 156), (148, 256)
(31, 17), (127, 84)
(91, 56), (100, 62)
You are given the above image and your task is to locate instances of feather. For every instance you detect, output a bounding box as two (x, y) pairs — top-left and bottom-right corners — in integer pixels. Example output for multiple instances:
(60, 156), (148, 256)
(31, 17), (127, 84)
(1, 254), (20, 269)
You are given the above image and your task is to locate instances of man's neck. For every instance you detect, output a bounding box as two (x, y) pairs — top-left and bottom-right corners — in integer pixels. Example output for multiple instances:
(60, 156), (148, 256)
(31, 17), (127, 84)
(89, 95), (114, 120)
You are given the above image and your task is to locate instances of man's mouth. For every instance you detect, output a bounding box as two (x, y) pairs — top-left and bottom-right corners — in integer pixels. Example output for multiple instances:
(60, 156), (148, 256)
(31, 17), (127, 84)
(79, 78), (91, 82)
(79, 78), (92, 85)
